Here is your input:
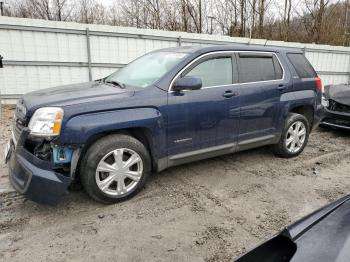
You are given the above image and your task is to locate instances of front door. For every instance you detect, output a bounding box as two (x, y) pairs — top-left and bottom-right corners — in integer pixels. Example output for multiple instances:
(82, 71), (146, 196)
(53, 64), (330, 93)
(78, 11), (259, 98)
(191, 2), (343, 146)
(166, 53), (240, 158)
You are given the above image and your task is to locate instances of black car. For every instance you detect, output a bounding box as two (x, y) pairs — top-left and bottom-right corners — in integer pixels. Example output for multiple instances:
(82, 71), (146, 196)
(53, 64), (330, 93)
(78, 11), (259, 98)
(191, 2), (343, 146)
(235, 194), (350, 262)
(321, 84), (350, 130)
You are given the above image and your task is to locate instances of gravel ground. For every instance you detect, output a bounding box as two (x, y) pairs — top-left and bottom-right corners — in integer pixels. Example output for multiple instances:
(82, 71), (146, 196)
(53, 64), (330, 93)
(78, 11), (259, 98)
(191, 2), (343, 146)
(1, 105), (350, 262)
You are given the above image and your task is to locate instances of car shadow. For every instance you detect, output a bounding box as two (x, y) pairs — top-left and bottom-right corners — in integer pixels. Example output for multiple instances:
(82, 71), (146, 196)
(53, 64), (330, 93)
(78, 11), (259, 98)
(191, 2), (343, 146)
(318, 126), (350, 137)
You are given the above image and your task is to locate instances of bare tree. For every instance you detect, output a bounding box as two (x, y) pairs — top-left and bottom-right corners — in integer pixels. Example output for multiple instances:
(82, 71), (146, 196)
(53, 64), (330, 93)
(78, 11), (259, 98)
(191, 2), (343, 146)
(303, 0), (330, 43)
(239, 0), (245, 36)
(4, 0), (349, 46)
(249, 0), (257, 37)
(282, 0), (292, 41)
(258, 0), (265, 37)
(216, 0), (238, 36)
(185, 0), (203, 33)
(145, 0), (161, 29)
(76, 0), (107, 24)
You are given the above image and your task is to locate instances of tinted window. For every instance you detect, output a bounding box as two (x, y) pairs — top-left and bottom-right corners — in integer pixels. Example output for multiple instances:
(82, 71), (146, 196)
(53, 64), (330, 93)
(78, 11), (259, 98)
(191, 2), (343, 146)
(185, 57), (232, 87)
(273, 56), (283, 79)
(238, 55), (282, 83)
(106, 51), (188, 88)
(287, 53), (317, 78)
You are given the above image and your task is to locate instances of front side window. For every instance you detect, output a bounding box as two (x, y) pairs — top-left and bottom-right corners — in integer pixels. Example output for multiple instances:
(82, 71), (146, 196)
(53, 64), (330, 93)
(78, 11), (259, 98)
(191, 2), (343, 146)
(106, 51), (188, 88)
(238, 54), (283, 83)
(185, 57), (233, 88)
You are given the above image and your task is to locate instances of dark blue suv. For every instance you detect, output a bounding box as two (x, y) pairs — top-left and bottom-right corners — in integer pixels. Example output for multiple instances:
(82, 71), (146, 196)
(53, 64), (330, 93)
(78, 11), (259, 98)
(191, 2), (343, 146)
(5, 45), (324, 204)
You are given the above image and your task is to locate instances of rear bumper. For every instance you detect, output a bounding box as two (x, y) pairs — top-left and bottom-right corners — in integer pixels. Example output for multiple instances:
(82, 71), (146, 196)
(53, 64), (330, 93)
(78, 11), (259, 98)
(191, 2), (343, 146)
(320, 108), (350, 130)
(7, 129), (72, 205)
(312, 104), (324, 130)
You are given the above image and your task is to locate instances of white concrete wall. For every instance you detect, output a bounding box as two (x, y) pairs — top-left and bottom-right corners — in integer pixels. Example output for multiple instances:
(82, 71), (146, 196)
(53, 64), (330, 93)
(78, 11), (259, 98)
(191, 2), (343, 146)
(0, 16), (350, 103)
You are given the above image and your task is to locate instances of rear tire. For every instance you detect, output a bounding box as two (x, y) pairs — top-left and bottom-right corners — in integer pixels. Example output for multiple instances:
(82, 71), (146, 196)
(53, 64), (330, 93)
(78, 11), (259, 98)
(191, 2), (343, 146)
(273, 113), (310, 158)
(80, 134), (151, 204)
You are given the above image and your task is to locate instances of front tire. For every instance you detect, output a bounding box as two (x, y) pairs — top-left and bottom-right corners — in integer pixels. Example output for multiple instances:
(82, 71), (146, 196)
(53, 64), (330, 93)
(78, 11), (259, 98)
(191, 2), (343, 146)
(273, 113), (310, 158)
(80, 134), (151, 204)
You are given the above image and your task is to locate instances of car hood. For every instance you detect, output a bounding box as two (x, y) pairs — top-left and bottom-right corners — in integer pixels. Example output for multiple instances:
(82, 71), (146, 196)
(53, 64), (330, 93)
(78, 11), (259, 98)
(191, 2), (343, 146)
(325, 84), (350, 105)
(235, 194), (350, 262)
(21, 81), (135, 115)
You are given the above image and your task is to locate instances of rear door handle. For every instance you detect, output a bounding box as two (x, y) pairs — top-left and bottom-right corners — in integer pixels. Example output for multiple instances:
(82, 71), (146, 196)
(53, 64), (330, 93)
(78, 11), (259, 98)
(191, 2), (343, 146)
(223, 90), (238, 98)
(277, 84), (285, 91)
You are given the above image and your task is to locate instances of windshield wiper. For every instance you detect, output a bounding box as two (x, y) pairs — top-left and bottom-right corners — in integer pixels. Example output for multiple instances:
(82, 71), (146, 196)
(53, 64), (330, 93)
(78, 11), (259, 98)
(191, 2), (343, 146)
(105, 80), (126, 89)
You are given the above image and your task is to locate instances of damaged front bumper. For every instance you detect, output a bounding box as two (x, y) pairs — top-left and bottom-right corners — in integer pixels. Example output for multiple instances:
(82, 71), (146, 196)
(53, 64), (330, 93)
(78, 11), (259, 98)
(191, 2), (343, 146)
(6, 129), (73, 205)
(320, 107), (350, 130)
(321, 85), (350, 130)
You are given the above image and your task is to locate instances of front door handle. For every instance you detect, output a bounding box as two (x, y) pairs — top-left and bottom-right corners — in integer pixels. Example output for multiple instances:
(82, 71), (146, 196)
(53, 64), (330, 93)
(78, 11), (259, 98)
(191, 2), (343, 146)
(223, 90), (238, 98)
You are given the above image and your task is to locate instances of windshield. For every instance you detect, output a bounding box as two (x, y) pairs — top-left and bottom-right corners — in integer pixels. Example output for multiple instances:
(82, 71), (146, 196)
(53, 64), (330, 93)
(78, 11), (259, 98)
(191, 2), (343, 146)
(105, 51), (188, 88)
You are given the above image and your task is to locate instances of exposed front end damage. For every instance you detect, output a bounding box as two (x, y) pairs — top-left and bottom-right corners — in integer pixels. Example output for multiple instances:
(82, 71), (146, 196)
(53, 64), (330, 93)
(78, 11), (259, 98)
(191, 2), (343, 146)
(320, 84), (350, 130)
(6, 116), (81, 204)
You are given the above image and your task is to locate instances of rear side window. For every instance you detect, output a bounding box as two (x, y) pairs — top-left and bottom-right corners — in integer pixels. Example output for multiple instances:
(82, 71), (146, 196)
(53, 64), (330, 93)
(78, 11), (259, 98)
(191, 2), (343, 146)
(238, 54), (283, 83)
(287, 53), (317, 78)
(185, 57), (232, 87)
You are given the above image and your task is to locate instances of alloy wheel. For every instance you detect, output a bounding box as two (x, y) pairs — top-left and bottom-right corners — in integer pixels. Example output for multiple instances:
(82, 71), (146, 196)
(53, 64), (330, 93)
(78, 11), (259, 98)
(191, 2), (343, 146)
(95, 148), (143, 196)
(285, 121), (307, 153)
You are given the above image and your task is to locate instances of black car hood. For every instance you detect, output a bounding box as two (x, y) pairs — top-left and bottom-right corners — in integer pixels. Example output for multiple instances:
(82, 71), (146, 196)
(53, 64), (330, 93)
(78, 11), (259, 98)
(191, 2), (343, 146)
(325, 84), (350, 105)
(21, 81), (135, 114)
(235, 194), (350, 262)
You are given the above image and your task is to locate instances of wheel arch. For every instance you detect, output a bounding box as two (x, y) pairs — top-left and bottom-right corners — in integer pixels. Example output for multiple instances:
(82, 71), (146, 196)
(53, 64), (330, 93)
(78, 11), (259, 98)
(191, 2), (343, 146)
(74, 127), (158, 181)
(281, 90), (316, 130)
(289, 105), (314, 130)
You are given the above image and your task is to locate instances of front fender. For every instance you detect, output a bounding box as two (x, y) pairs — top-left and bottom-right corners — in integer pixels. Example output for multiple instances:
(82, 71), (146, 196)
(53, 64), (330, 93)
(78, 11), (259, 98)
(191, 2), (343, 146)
(59, 107), (166, 157)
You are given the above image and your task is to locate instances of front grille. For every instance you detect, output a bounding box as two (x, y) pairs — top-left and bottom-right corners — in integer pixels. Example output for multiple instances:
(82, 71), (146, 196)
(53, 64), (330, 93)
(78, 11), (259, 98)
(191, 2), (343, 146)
(13, 120), (25, 142)
(13, 103), (28, 142)
(15, 99), (27, 119)
(328, 99), (350, 114)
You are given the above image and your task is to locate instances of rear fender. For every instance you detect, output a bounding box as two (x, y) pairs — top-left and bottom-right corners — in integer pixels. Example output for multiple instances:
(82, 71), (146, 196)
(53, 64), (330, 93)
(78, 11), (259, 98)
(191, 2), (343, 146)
(280, 90), (316, 120)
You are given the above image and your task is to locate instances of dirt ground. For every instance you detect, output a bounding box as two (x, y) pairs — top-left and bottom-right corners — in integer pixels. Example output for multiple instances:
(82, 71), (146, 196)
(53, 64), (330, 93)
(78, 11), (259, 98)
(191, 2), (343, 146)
(1, 105), (350, 262)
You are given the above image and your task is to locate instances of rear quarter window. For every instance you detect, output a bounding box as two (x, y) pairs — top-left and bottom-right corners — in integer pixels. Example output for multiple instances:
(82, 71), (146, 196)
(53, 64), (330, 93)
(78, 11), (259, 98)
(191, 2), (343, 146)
(287, 53), (317, 78)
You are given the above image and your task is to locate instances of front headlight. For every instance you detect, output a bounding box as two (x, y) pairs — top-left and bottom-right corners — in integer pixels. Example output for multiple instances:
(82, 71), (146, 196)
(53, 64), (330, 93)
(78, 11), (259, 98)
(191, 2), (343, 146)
(28, 107), (64, 136)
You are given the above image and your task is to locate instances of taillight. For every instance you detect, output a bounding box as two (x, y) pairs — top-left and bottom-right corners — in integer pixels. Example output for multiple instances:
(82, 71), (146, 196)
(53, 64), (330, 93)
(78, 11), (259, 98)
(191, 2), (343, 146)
(315, 77), (323, 93)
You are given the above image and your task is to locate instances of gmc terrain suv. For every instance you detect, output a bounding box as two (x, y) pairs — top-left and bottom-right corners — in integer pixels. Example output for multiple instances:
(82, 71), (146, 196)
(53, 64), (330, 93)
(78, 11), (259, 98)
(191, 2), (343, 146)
(5, 45), (324, 204)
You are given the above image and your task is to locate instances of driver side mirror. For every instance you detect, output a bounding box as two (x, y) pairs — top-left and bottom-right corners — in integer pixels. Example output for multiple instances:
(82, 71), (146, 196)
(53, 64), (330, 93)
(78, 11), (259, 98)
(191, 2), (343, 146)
(173, 76), (202, 92)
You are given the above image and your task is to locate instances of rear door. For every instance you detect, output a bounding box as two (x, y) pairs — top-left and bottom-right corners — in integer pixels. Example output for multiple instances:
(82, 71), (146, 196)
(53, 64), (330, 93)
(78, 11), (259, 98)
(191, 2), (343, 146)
(236, 52), (287, 145)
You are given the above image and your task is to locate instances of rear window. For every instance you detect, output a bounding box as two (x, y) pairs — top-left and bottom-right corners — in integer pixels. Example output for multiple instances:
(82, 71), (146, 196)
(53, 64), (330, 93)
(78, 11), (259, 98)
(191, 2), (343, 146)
(238, 54), (283, 83)
(287, 53), (317, 78)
